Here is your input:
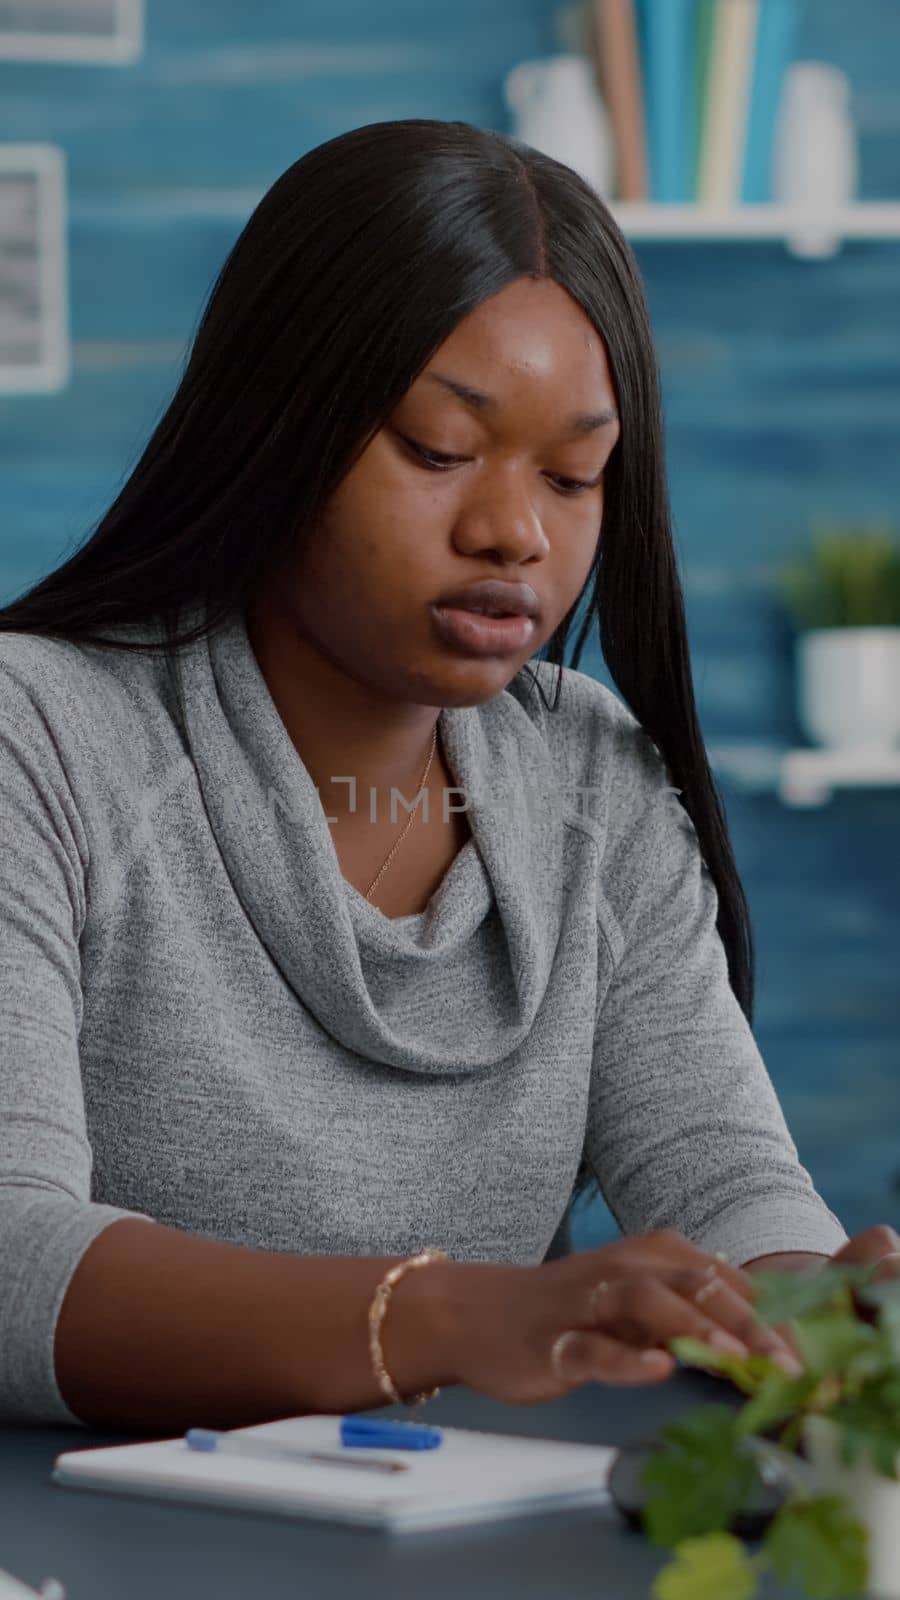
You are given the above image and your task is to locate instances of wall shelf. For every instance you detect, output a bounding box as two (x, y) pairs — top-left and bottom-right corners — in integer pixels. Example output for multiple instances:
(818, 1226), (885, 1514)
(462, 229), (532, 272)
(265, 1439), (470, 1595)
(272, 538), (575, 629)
(708, 741), (900, 806)
(607, 202), (900, 259)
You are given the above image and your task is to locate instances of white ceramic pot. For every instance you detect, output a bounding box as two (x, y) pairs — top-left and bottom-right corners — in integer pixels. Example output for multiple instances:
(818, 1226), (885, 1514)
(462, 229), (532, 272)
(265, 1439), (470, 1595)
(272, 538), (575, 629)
(773, 62), (858, 258)
(503, 54), (615, 197)
(797, 626), (900, 750)
(803, 1415), (900, 1599)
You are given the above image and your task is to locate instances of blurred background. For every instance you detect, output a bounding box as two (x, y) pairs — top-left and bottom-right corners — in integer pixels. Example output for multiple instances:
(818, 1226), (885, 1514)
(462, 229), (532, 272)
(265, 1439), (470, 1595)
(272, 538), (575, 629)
(0, 0), (897, 1251)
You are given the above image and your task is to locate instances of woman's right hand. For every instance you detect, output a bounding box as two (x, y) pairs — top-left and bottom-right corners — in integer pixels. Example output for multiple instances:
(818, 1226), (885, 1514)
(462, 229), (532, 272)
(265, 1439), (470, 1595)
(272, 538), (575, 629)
(438, 1229), (804, 1405)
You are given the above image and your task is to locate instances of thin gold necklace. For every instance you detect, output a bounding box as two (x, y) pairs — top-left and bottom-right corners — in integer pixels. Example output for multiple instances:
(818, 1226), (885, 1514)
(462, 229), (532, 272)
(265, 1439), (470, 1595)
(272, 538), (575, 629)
(364, 722), (439, 902)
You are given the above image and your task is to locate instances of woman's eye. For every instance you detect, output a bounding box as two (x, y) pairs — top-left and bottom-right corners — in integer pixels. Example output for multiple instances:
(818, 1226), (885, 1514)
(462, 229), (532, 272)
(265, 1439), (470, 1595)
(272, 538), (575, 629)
(548, 475), (598, 497)
(400, 435), (599, 496)
(401, 436), (461, 469)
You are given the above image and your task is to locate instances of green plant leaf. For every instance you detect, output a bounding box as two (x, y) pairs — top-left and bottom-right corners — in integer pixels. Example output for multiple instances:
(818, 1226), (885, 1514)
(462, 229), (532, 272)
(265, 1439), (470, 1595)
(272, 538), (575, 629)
(791, 1310), (882, 1381)
(762, 1495), (868, 1599)
(839, 1327), (895, 1393)
(829, 1389), (900, 1478)
(872, 1432), (900, 1477)
(651, 1533), (759, 1600)
(779, 1410), (810, 1455)
(857, 1276), (900, 1361)
(857, 1274), (900, 1315)
(774, 523), (900, 629)
(838, 1419), (900, 1477)
(669, 1336), (776, 1393)
(870, 1369), (900, 1420)
(735, 1369), (817, 1435)
(641, 1406), (759, 1545)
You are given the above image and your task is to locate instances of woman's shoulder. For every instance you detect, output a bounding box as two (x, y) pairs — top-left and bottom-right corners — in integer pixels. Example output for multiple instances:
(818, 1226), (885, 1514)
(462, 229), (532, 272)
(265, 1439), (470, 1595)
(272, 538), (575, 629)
(0, 629), (93, 745)
(0, 626), (82, 683)
(506, 656), (643, 731)
(0, 623), (162, 707)
(0, 624), (181, 788)
(504, 658), (668, 804)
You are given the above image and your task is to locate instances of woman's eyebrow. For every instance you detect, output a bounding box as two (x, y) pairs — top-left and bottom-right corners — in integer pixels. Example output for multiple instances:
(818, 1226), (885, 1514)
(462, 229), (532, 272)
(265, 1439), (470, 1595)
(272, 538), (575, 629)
(422, 370), (619, 436)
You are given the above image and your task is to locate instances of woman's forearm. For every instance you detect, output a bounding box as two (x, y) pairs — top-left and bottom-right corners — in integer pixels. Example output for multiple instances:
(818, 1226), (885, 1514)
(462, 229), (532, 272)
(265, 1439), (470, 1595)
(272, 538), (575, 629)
(54, 1217), (463, 1432)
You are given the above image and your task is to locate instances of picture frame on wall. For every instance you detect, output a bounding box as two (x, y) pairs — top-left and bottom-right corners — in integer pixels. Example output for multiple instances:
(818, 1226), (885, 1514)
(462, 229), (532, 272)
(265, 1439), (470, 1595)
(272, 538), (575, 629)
(0, 0), (143, 64)
(0, 145), (70, 394)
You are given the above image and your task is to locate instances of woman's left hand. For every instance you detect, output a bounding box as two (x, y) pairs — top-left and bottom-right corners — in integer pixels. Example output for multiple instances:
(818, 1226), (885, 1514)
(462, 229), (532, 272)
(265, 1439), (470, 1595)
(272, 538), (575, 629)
(829, 1224), (900, 1321)
(829, 1223), (900, 1280)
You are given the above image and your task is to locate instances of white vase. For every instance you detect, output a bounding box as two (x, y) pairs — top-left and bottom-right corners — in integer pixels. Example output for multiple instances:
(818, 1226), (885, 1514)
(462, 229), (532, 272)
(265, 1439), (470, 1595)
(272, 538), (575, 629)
(804, 1415), (900, 1599)
(796, 627), (900, 750)
(503, 54), (615, 198)
(772, 61), (858, 257)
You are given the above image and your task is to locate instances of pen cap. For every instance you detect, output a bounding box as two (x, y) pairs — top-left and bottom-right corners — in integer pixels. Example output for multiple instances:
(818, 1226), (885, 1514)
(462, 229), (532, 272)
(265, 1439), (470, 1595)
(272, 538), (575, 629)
(340, 1416), (443, 1450)
(184, 1429), (220, 1451)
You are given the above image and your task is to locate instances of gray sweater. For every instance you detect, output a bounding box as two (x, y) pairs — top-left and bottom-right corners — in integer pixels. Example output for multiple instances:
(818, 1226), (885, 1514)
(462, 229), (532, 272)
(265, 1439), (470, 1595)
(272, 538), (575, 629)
(0, 605), (848, 1424)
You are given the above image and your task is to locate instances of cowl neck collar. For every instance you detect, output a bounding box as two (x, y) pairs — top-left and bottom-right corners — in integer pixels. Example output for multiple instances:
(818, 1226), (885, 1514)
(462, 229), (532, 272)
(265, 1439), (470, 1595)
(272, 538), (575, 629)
(173, 604), (568, 1075)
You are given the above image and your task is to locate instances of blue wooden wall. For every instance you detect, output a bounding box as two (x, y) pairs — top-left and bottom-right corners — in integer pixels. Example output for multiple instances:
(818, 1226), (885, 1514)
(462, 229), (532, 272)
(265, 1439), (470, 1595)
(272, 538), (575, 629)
(1, 0), (897, 1249)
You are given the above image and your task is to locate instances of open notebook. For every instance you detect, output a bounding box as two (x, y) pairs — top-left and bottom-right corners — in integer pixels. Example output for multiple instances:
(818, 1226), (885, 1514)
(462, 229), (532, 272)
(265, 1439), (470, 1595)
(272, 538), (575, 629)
(52, 1413), (616, 1533)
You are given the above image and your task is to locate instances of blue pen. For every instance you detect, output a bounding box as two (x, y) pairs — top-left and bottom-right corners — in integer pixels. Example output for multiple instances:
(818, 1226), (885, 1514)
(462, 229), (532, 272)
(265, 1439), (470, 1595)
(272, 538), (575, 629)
(340, 1416), (443, 1450)
(184, 1427), (409, 1473)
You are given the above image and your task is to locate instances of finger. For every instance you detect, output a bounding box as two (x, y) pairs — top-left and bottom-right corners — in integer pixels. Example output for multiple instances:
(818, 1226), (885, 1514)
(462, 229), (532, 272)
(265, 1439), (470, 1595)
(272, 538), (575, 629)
(584, 1272), (803, 1374)
(828, 1228), (900, 1318)
(550, 1328), (676, 1390)
(873, 1250), (900, 1280)
(602, 1230), (763, 1310)
(831, 1224), (900, 1265)
(851, 1248), (900, 1318)
(663, 1269), (804, 1373)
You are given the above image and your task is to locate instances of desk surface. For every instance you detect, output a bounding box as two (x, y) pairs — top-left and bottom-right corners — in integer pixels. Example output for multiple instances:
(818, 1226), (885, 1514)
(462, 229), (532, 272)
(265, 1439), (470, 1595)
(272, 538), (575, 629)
(2, 1372), (796, 1599)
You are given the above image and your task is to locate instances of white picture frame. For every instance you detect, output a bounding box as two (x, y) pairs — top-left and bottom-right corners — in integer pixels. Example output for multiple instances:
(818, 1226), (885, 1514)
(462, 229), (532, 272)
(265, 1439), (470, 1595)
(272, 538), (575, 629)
(0, 145), (70, 394)
(0, 0), (143, 64)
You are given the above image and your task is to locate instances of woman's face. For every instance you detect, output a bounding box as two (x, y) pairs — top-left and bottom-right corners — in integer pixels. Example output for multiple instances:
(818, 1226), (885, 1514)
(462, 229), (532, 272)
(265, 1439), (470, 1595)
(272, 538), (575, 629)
(281, 275), (621, 708)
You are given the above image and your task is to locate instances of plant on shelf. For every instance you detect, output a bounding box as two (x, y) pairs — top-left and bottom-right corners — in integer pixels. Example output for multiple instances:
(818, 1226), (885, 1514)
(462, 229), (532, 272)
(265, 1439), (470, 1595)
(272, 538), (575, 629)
(774, 521), (900, 750)
(641, 1261), (900, 1600)
(776, 520), (900, 631)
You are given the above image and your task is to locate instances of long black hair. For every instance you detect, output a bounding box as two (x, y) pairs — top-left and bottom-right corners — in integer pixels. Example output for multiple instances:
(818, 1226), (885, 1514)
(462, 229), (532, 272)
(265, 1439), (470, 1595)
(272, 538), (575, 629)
(0, 119), (754, 1216)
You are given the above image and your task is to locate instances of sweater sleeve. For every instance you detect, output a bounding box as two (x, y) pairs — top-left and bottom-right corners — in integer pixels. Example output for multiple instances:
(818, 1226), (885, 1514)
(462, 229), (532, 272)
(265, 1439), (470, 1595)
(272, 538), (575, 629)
(0, 653), (153, 1425)
(584, 719), (849, 1266)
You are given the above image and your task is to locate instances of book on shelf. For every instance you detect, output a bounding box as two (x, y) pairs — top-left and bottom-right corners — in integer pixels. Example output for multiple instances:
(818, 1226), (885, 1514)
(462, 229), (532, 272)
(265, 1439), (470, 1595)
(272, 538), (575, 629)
(696, 0), (759, 204)
(694, 0), (717, 197)
(638, 0), (696, 202)
(741, 0), (802, 201)
(592, 0), (648, 200)
(593, 0), (802, 208)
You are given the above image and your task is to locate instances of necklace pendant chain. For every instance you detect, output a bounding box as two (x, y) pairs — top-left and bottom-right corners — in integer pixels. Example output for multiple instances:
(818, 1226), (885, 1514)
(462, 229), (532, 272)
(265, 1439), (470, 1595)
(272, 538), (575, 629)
(364, 723), (439, 902)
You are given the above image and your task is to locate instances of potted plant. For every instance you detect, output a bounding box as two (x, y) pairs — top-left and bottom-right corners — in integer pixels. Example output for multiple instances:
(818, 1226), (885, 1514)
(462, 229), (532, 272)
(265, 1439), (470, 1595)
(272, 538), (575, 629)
(775, 521), (900, 751)
(640, 1262), (900, 1599)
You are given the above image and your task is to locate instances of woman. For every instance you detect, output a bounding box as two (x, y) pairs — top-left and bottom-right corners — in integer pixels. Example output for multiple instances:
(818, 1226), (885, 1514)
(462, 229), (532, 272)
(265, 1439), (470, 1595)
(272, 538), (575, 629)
(1, 119), (896, 1432)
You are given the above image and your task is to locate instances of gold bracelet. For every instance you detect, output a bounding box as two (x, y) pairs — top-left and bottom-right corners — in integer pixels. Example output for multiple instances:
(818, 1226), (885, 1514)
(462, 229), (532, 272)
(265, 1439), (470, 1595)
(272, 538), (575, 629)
(368, 1247), (450, 1408)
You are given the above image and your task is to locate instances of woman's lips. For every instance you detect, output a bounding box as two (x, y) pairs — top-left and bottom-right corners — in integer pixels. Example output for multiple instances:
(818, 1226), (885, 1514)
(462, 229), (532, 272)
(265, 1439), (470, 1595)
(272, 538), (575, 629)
(430, 604), (536, 657)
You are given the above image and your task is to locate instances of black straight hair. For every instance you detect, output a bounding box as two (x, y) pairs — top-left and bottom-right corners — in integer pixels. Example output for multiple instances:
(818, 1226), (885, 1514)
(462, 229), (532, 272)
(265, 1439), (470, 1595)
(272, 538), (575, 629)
(0, 119), (755, 1217)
